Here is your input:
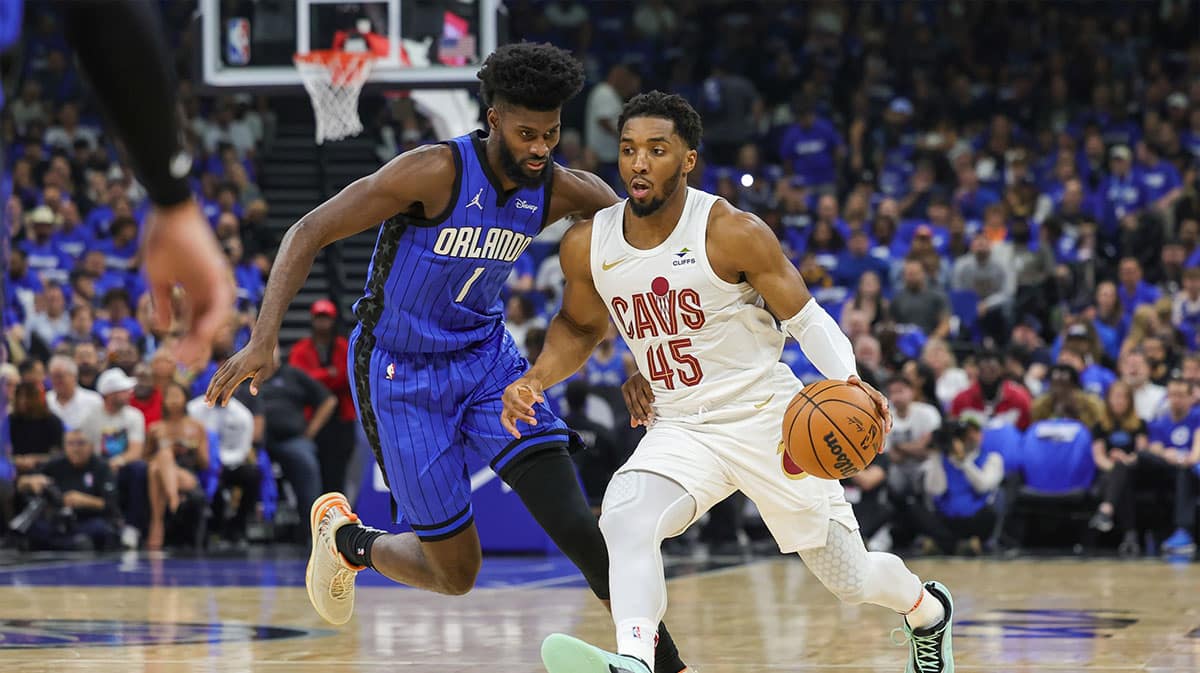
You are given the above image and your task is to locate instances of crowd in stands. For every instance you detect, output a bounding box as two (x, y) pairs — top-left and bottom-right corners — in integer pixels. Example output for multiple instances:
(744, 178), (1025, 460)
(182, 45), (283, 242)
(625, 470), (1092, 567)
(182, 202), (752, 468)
(6, 2), (1200, 560)
(0, 5), (364, 553)
(489, 1), (1200, 559)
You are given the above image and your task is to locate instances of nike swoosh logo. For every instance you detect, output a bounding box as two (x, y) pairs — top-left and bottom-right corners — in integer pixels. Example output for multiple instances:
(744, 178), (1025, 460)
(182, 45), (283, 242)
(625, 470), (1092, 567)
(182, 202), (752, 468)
(753, 393), (775, 409)
(601, 257), (629, 271)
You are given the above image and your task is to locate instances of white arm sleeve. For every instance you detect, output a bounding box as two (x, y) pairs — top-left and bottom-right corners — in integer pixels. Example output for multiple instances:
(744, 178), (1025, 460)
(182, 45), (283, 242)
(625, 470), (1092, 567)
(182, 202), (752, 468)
(780, 298), (858, 381)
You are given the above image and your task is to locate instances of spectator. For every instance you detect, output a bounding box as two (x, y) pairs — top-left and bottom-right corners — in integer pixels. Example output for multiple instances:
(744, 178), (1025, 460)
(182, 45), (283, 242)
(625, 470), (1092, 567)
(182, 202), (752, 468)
(922, 417), (1004, 555)
(921, 338), (970, 411)
(187, 392), (259, 545)
(78, 368), (145, 471)
(9, 382), (64, 475)
(24, 282), (70, 347)
(129, 360), (163, 429)
(1100, 145), (1145, 239)
(14, 430), (118, 551)
(834, 232), (890, 291)
(951, 236), (1014, 345)
(950, 350), (1033, 429)
(891, 258), (950, 339)
(46, 354), (102, 430)
(145, 382), (209, 550)
(223, 236), (263, 307)
(94, 216), (139, 275)
(1118, 349), (1166, 422)
(778, 98), (843, 192)
(1087, 381), (1146, 555)
(1030, 364), (1108, 431)
(1143, 378), (1200, 555)
(288, 299), (356, 494)
(884, 374), (940, 505)
(584, 64), (641, 185)
(506, 293), (546, 356)
(1057, 345), (1116, 399)
(20, 206), (72, 284)
(259, 347), (336, 539)
(1117, 257), (1162, 319)
(698, 63), (762, 165)
(72, 342), (101, 391)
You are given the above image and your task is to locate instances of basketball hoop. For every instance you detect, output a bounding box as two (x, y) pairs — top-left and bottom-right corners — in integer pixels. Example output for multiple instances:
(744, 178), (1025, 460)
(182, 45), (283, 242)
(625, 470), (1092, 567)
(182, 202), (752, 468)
(294, 50), (377, 144)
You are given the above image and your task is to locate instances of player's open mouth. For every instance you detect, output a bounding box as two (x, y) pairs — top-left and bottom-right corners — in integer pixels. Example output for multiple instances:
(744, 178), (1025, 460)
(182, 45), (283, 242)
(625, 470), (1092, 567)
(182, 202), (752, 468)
(630, 178), (651, 198)
(525, 160), (546, 171)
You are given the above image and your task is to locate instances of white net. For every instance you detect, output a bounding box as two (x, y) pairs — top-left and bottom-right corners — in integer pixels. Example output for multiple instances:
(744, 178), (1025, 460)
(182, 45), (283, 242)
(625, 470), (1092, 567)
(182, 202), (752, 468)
(294, 51), (376, 144)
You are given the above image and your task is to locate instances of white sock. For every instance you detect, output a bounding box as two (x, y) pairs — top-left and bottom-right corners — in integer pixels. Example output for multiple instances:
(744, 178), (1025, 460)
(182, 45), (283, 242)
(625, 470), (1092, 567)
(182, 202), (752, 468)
(615, 618), (657, 671)
(906, 587), (946, 630)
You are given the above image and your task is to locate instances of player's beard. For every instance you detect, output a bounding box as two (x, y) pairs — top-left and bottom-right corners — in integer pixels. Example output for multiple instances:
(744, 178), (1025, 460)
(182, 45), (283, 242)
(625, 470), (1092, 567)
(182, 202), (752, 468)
(498, 134), (550, 189)
(629, 162), (684, 217)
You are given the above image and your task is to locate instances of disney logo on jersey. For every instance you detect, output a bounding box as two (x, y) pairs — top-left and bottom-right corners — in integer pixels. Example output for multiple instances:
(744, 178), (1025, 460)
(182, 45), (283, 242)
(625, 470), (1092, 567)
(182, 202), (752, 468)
(673, 246), (696, 267)
(432, 226), (534, 262)
(610, 275), (706, 340)
(514, 198), (539, 213)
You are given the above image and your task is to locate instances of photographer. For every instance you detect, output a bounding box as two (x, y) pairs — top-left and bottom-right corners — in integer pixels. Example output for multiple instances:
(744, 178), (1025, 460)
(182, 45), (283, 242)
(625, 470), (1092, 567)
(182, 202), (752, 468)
(12, 431), (118, 551)
(920, 417), (1005, 555)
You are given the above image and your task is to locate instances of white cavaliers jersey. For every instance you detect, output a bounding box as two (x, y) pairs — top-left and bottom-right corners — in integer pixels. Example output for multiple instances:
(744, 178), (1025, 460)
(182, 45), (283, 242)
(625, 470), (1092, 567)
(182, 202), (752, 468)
(590, 188), (794, 418)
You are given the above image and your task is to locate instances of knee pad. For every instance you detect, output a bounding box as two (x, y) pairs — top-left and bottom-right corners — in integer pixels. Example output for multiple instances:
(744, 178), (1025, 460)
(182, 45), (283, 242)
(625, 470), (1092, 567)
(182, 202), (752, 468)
(800, 521), (869, 605)
(600, 471), (697, 546)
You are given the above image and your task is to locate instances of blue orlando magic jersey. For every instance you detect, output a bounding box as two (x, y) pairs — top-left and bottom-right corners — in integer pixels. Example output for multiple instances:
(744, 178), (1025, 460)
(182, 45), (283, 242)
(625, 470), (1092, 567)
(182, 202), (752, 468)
(354, 131), (552, 353)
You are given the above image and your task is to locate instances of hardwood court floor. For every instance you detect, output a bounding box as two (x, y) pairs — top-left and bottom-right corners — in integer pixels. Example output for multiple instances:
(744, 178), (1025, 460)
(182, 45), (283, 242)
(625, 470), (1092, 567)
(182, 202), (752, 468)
(0, 552), (1198, 672)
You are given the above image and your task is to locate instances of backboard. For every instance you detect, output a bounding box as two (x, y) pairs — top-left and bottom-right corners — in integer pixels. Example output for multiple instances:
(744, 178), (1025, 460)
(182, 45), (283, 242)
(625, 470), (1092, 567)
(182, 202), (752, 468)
(199, 0), (503, 89)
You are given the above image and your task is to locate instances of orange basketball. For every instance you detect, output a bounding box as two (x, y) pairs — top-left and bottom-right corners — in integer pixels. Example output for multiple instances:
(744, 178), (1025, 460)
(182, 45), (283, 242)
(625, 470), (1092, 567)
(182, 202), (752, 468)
(782, 380), (884, 480)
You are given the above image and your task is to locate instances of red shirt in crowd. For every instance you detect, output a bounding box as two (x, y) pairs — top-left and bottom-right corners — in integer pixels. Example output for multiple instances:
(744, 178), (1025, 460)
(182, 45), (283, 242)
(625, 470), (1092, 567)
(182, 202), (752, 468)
(950, 380), (1033, 430)
(288, 336), (356, 422)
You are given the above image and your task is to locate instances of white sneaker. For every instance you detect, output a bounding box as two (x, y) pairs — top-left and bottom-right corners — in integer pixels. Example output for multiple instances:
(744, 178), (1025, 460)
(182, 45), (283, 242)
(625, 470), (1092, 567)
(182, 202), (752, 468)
(305, 492), (366, 625)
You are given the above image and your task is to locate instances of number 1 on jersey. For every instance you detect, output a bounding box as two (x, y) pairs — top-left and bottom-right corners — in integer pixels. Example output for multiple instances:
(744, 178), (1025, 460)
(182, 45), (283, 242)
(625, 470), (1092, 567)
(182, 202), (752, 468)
(647, 338), (704, 390)
(456, 266), (486, 303)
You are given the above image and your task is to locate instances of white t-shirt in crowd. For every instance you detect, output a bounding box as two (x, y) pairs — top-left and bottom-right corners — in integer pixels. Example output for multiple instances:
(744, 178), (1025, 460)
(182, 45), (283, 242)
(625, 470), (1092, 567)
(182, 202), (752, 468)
(78, 405), (145, 458)
(1133, 382), (1167, 422)
(187, 396), (255, 468)
(584, 81), (623, 163)
(47, 386), (104, 431)
(886, 400), (942, 454)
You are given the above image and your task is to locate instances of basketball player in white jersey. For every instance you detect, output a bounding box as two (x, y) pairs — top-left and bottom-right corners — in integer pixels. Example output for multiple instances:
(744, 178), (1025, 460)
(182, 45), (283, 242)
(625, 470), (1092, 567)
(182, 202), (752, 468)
(500, 92), (956, 673)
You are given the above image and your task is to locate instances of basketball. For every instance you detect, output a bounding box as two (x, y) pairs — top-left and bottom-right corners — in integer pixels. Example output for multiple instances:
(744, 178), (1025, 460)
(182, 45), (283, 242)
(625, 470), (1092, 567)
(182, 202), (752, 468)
(782, 380), (884, 480)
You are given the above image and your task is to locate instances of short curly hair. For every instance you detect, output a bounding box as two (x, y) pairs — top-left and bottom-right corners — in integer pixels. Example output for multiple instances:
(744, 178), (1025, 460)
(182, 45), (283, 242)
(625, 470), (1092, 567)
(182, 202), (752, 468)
(618, 91), (704, 150)
(476, 42), (584, 111)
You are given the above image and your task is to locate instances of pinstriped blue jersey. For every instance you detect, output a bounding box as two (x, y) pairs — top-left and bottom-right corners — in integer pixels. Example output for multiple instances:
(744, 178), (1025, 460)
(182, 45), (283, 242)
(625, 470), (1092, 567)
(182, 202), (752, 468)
(353, 131), (552, 354)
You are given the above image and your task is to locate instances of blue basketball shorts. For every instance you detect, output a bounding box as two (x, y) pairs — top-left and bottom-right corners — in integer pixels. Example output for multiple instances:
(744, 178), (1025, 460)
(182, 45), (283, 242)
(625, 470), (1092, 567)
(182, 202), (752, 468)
(348, 324), (570, 540)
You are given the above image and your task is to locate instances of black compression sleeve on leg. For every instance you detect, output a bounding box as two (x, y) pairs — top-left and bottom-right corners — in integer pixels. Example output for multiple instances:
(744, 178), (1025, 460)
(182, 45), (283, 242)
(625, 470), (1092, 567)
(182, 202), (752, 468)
(503, 448), (686, 673)
(59, 0), (192, 207)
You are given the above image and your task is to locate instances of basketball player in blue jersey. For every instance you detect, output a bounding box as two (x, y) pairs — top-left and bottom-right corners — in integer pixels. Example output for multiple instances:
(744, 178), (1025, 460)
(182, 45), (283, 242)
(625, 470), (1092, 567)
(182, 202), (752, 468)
(205, 43), (690, 673)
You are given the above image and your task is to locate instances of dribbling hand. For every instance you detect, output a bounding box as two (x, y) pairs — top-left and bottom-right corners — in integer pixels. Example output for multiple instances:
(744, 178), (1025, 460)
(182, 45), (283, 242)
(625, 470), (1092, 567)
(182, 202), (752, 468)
(846, 375), (892, 449)
(621, 371), (655, 427)
(501, 375), (545, 439)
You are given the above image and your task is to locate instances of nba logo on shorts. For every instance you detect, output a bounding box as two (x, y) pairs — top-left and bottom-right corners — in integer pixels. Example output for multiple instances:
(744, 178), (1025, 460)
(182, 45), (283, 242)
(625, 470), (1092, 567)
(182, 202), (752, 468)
(226, 18), (251, 66)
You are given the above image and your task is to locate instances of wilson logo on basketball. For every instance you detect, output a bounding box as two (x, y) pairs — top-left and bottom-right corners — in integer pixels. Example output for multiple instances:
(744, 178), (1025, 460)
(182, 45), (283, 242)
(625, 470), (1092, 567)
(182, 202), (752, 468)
(823, 431), (856, 478)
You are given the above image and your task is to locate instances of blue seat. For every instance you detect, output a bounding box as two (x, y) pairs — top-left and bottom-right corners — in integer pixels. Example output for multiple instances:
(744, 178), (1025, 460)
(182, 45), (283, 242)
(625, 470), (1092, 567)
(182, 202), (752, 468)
(949, 289), (979, 341)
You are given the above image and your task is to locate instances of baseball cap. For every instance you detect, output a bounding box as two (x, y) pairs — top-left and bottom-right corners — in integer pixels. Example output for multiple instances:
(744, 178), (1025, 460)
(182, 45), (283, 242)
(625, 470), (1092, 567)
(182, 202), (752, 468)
(28, 205), (57, 225)
(1167, 92), (1189, 109)
(96, 368), (137, 396)
(1111, 145), (1132, 161)
(311, 299), (337, 317)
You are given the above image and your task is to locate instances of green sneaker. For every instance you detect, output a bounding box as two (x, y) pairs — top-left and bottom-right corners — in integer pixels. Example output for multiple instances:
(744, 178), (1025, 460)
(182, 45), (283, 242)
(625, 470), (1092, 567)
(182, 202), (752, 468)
(893, 581), (954, 673)
(541, 633), (651, 673)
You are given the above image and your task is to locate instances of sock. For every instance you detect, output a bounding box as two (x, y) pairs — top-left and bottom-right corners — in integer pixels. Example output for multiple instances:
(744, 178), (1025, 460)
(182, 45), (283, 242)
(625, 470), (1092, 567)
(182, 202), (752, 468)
(654, 623), (686, 673)
(905, 586), (946, 632)
(616, 618), (658, 672)
(334, 523), (385, 569)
